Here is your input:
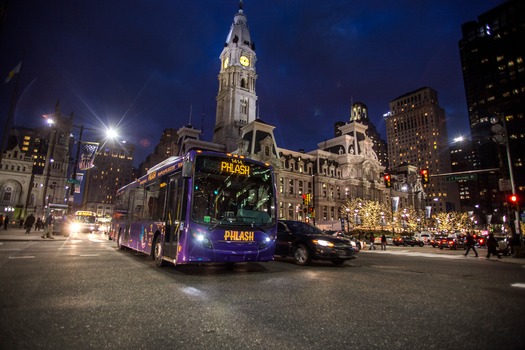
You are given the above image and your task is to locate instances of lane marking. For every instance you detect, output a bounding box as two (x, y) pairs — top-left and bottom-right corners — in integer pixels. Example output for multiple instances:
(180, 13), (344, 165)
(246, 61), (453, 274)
(79, 254), (100, 257)
(0, 248), (22, 251)
(9, 256), (35, 259)
(511, 283), (525, 289)
(366, 250), (465, 259)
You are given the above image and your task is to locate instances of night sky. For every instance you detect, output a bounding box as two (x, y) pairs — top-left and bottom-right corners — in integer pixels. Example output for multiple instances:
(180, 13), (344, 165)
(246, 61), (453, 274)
(0, 0), (506, 166)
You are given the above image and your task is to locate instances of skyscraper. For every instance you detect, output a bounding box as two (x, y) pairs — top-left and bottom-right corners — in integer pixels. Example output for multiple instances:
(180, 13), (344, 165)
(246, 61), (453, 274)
(81, 139), (135, 217)
(385, 87), (459, 214)
(459, 0), (525, 222)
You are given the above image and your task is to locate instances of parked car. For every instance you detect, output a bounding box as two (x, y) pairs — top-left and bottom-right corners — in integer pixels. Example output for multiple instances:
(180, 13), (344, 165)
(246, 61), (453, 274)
(374, 235), (394, 245)
(473, 234), (486, 247)
(414, 232), (432, 244)
(393, 236), (424, 247)
(431, 235), (446, 247)
(276, 220), (358, 265)
(438, 236), (465, 250)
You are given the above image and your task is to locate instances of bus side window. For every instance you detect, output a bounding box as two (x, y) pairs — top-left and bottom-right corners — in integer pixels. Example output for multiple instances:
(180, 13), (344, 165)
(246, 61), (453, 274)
(131, 186), (145, 221)
(145, 179), (166, 221)
(153, 177), (168, 220)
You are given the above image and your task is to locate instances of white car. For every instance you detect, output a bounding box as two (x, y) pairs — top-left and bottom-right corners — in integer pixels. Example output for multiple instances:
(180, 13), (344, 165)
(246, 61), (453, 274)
(414, 232), (432, 244)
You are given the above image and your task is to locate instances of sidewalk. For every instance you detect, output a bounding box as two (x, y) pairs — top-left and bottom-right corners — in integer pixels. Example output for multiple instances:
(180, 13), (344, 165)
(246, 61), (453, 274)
(0, 226), (68, 241)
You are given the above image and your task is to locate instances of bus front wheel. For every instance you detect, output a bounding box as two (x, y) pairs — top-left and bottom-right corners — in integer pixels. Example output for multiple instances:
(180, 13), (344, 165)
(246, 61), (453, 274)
(153, 236), (167, 267)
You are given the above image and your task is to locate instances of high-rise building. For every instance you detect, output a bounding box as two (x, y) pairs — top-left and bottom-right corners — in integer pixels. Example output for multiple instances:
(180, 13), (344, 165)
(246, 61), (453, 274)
(385, 87), (459, 214)
(81, 139), (135, 216)
(459, 0), (525, 224)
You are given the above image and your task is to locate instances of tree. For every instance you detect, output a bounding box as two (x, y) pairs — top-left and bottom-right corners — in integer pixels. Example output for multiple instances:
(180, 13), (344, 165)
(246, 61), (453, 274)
(340, 198), (390, 231)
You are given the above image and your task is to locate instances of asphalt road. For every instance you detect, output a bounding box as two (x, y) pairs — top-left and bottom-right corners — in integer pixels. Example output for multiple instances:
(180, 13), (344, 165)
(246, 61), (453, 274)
(1, 235), (524, 350)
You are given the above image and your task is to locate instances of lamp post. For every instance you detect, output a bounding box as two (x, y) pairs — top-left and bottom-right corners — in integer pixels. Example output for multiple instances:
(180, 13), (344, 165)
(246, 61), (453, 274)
(69, 125), (84, 198)
(490, 115), (521, 240)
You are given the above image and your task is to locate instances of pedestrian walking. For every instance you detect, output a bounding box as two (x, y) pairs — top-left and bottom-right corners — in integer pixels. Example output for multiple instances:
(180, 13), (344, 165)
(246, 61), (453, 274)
(369, 232), (376, 250)
(24, 214), (35, 234)
(463, 232), (478, 257)
(41, 213), (54, 239)
(486, 232), (501, 259)
(381, 234), (387, 250)
(0, 215), (3, 230)
(35, 217), (43, 231)
(3, 215), (8, 230)
(19, 218), (24, 228)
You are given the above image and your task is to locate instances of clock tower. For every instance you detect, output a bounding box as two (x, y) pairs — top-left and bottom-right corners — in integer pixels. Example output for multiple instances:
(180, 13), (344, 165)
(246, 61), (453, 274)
(213, 0), (258, 152)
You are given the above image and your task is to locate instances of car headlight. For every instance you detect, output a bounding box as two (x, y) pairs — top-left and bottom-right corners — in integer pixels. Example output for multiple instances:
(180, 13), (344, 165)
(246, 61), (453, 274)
(70, 223), (81, 232)
(312, 239), (334, 248)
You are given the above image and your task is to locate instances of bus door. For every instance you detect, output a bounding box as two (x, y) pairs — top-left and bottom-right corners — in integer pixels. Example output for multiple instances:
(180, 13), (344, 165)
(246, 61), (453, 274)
(164, 174), (185, 260)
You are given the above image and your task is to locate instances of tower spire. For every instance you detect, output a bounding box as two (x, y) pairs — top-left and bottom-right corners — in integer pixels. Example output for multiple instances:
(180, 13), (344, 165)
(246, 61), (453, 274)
(239, 0), (244, 11)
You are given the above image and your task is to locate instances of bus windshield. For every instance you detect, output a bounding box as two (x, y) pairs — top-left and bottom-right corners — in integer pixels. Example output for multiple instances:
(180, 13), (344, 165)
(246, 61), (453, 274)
(191, 155), (275, 226)
(74, 213), (97, 224)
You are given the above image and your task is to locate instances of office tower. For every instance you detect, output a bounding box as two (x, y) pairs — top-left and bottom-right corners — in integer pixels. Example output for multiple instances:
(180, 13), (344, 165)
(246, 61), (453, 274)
(385, 87), (459, 214)
(81, 139), (135, 216)
(459, 0), (525, 223)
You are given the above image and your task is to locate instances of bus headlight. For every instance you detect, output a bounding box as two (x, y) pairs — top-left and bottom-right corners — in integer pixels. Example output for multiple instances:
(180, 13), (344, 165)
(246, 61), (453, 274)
(192, 232), (212, 249)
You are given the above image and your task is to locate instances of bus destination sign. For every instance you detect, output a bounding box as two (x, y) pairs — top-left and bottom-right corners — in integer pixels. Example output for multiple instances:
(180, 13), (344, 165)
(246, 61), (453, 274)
(220, 159), (250, 176)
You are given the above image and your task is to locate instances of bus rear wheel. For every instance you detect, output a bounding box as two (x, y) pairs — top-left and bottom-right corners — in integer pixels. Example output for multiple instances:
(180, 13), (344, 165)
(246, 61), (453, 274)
(153, 236), (167, 267)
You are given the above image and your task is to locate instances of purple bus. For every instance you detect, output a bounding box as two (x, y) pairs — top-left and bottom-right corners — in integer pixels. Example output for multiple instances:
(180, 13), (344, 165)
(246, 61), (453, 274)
(110, 150), (278, 266)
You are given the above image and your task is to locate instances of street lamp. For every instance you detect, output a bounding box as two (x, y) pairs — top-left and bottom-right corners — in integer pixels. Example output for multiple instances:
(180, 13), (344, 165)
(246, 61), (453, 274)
(65, 123), (120, 211)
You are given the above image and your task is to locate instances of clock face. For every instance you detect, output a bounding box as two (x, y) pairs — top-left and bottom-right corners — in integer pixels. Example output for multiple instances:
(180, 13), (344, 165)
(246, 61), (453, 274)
(223, 57), (229, 69)
(240, 55), (250, 67)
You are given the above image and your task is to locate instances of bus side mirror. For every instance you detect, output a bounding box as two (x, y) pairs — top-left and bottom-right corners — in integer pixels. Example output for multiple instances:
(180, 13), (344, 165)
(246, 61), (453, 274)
(182, 160), (192, 178)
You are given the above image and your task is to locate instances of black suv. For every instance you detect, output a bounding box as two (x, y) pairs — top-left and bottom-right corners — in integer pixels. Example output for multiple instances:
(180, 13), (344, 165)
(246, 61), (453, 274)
(276, 220), (358, 265)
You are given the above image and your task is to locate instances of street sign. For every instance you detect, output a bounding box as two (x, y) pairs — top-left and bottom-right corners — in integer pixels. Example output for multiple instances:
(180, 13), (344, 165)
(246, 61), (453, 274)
(445, 174), (477, 182)
(67, 178), (81, 185)
(499, 179), (511, 191)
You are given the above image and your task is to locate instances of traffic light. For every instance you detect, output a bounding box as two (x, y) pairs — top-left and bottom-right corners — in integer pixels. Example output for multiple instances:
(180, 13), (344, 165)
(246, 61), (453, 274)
(383, 174), (391, 188)
(508, 194), (519, 209)
(302, 194), (307, 205)
(420, 168), (429, 184)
